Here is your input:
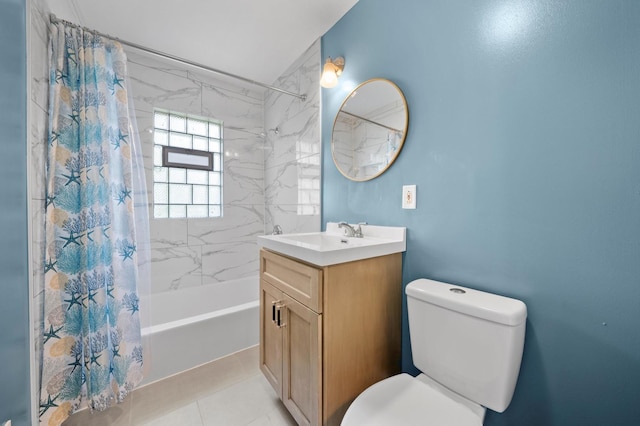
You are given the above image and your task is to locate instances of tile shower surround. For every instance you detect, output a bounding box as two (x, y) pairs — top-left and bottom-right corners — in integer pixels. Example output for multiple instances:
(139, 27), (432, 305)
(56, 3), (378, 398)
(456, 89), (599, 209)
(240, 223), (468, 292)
(123, 39), (320, 293)
(128, 52), (266, 293)
(264, 40), (322, 235)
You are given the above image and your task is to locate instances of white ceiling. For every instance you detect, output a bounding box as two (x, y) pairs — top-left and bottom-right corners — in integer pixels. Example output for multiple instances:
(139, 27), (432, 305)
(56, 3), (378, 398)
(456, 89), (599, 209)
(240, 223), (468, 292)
(47, 0), (358, 85)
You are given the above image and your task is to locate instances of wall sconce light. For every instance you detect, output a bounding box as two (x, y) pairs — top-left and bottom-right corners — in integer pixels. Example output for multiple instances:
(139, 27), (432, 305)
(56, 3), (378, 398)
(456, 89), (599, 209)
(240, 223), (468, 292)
(320, 56), (345, 88)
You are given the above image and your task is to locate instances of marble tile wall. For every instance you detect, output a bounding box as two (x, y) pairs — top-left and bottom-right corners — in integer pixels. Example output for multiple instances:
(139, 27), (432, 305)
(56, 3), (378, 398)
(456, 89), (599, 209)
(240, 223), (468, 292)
(264, 40), (322, 235)
(126, 51), (266, 294)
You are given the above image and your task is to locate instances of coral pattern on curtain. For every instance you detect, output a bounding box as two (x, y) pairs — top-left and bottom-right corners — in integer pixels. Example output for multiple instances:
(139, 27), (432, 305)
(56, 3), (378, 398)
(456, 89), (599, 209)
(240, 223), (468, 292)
(39, 21), (144, 426)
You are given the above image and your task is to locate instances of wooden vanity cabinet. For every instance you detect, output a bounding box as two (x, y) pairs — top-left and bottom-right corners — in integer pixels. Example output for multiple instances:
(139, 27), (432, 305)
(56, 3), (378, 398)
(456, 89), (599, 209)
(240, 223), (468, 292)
(259, 248), (402, 426)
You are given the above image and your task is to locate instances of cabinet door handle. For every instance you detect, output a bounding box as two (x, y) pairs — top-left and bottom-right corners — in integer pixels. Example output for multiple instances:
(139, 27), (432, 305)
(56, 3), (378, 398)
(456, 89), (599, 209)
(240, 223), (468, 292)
(276, 304), (286, 328)
(271, 300), (283, 324)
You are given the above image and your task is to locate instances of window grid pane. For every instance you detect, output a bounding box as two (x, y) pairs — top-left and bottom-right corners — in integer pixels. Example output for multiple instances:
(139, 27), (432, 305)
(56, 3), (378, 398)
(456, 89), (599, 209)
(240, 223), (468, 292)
(208, 186), (221, 205)
(169, 115), (186, 133)
(169, 133), (192, 149)
(154, 204), (168, 218)
(187, 118), (208, 136)
(154, 112), (169, 130)
(209, 172), (221, 186)
(187, 205), (208, 218)
(209, 123), (221, 139)
(154, 183), (169, 203)
(187, 169), (208, 185)
(154, 130), (168, 146)
(209, 139), (221, 153)
(153, 110), (223, 218)
(154, 167), (168, 183)
(169, 184), (192, 204)
(193, 136), (208, 151)
(169, 204), (186, 218)
(209, 205), (221, 217)
(168, 168), (186, 184)
(154, 145), (163, 167)
(193, 185), (208, 204)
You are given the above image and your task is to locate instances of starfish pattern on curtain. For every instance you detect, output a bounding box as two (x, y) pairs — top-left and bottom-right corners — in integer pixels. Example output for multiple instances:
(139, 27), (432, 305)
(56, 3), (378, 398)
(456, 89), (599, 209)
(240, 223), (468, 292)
(39, 21), (144, 426)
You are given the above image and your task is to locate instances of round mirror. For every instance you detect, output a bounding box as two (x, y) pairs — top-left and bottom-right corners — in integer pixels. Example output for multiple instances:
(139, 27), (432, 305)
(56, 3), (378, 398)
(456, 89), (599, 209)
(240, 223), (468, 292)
(331, 78), (408, 181)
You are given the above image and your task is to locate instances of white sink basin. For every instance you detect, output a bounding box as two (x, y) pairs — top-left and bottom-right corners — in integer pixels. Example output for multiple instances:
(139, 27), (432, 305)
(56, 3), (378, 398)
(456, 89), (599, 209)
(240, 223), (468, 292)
(257, 223), (406, 266)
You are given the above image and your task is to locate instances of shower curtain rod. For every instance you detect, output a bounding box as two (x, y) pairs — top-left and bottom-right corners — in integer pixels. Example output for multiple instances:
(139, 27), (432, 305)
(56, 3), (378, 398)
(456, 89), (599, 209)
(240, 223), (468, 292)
(49, 14), (308, 101)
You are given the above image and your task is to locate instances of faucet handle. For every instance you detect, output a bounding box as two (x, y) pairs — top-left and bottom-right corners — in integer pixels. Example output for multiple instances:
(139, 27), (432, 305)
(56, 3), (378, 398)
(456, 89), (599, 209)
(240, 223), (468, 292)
(355, 222), (367, 238)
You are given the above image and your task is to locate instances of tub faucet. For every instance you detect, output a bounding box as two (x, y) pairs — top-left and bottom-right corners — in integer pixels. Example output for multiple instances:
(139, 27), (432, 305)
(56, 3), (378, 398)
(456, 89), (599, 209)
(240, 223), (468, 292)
(338, 222), (365, 238)
(272, 225), (283, 235)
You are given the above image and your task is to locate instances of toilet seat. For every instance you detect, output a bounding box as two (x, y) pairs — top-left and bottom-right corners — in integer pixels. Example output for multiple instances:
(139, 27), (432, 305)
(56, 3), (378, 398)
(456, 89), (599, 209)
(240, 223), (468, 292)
(341, 374), (486, 426)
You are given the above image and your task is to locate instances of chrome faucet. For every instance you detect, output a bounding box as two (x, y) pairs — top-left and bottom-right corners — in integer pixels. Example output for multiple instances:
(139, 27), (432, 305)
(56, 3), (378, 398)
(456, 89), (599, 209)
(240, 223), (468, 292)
(338, 222), (365, 238)
(272, 224), (283, 235)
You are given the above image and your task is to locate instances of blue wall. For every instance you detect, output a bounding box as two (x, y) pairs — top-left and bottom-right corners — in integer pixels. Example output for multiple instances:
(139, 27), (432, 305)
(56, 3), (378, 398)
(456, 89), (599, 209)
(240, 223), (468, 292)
(322, 0), (640, 424)
(0, 0), (31, 425)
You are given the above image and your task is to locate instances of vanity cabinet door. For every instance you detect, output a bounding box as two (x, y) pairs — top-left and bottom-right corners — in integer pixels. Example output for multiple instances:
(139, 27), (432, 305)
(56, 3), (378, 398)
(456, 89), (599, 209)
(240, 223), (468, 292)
(260, 280), (283, 398)
(281, 293), (322, 426)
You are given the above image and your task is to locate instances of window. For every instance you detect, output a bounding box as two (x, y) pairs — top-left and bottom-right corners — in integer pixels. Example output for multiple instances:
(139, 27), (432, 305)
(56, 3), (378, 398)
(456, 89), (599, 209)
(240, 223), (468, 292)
(153, 110), (223, 218)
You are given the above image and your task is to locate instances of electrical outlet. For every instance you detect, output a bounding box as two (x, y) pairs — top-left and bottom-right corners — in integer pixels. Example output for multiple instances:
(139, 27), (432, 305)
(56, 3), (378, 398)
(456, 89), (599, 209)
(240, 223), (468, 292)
(402, 185), (417, 209)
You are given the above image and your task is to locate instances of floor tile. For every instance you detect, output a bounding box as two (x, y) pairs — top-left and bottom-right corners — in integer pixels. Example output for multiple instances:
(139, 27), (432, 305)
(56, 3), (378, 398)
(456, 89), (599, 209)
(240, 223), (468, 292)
(139, 402), (203, 426)
(197, 374), (292, 426)
(246, 404), (298, 426)
(129, 371), (200, 424)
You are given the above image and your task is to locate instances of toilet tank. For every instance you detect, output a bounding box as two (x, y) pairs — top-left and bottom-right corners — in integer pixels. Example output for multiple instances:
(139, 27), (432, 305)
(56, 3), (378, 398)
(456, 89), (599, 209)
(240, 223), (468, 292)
(406, 279), (527, 413)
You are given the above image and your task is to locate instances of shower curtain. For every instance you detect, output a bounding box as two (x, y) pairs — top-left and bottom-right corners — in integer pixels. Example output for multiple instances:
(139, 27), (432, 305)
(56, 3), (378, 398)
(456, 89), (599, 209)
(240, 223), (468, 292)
(39, 20), (149, 426)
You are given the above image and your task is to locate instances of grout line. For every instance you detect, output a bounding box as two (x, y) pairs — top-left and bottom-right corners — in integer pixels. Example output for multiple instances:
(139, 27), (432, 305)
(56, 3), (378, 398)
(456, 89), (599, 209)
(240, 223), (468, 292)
(195, 399), (206, 426)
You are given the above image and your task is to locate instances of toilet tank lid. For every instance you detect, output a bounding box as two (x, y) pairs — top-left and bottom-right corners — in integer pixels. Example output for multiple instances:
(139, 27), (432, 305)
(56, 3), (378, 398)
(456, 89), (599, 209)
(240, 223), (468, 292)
(406, 279), (527, 326)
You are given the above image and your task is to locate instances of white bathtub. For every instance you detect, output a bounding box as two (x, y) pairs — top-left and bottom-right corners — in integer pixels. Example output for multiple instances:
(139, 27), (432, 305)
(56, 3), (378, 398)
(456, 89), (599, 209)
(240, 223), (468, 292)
(139, 276), (259, 386)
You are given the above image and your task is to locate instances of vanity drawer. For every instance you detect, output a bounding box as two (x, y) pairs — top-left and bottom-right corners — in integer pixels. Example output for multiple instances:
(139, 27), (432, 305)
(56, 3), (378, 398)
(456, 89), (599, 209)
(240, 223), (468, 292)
(260, 249), (323, 313)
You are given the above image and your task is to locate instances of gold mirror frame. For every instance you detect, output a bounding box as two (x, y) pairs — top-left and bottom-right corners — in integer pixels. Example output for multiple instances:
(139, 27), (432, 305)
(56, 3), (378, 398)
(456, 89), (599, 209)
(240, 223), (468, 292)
(331, 78), (409, 181)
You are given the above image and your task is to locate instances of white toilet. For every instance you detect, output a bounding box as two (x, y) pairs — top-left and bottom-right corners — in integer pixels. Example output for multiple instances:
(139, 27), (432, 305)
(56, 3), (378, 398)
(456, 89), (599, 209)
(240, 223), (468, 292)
(342, 278), (527, 425)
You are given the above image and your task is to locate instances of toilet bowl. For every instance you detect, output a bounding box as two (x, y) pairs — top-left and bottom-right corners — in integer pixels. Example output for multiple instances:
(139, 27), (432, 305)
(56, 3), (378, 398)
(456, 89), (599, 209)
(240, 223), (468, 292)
(341, 278), (527, 425)
(342, 373), (485, 425)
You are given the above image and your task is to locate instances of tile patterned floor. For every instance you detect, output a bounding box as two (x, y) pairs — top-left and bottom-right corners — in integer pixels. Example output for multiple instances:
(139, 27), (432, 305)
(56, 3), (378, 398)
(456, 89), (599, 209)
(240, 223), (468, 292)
(62, 345), (297, 426)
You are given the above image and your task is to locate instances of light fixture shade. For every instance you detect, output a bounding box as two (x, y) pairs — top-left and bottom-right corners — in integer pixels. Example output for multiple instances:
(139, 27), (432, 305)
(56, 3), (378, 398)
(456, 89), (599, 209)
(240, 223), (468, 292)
(320, 57), (344, 88)
(320, 63), (338, 88)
